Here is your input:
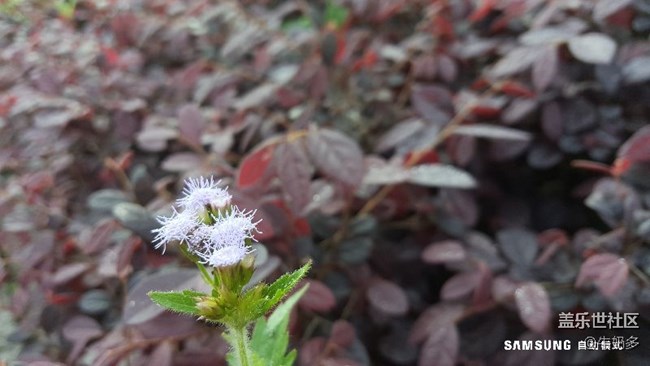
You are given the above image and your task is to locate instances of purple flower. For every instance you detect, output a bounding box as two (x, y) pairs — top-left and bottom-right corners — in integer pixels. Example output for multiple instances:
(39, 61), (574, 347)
(176, 176), (232, 214)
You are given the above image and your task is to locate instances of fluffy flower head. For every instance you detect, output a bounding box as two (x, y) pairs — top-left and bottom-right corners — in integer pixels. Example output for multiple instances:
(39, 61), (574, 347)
(176, 176), (232, 214)
(152, 176), (260, 267)
(152, 208), (198, 252)
(192, 208), (259, 266)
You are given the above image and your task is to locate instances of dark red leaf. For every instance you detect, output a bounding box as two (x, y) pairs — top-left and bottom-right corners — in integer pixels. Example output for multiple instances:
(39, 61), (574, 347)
(410, 84), (453, 125)
(62, 315), (103, 363)
(422, 240), (466, 264)
(617, 125), (650, 163)
(306, 127), (364, 188)
(330, 320), (357, 348)
(441, 271), (481, 301)
(375, 118), (425, 153)
(237, 144), (275, 189)
(541, 102), (563, 140)
(177, 104), (204, 147)
(575, 253), (628, 297)
(418, 324), (459, 366)
(469, 0), (497, 22)
(146, 341), (174, 366)
(367, 278), (409, 316)
(299, 280), (337, 313)
(514, 282), (551, 333)
(500, 81), (535, 98)
(532, 46), (558, 92)
(593, 0), (633, 21)
(275, 140), (312, 215)
(409, 304), (464, 345)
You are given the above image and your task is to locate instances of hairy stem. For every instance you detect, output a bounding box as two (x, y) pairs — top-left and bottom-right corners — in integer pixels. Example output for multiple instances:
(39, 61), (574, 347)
(231, 326), (252, 366)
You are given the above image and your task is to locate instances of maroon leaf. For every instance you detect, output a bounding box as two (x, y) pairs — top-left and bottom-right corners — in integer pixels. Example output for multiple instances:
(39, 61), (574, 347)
(418, 324), (458, 366)
(367, 278), (409, 316)
(593, 0), (633, 21)
(502, 99), (538, 125)
(177, 104), (204, 146)
(575, 253), (629, 297)
(78, 218), (118, 255)
(146, 341), (174, 366)
(49, 263), (90, 286)
(62, 315), (103, 363)
(422, 240), (466, 264)
(410, 304), (464, 344)
(441, 271), (481, 301)
(514, 282), (551, 333)
(487, 139), (529, 161)
(234, 83), (279, 110)
(492, 275), (519, 302)
(375, 118), (426, 153)
(532, 46), (558, 92)
(410, 84), (453, 125)
(541, 102), (563, 140)
(236, 144), (275, 189)
(299, 337), (327, 366)
(491, 47), (543, 77)
(330, 320), (357, 348)
(617, 125), (650, 163)
(122, 269), (204, 325)
(299, 280), (337, 313)
(306, 127), (364, 188)
(275, 140), (312, 215)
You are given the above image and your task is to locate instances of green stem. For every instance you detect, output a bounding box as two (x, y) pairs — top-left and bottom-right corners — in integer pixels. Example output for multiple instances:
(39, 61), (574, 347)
(232, 326), (252, 366)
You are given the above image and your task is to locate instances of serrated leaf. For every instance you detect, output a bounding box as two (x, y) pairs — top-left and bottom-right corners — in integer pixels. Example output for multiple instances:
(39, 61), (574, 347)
(260, 261), (311, 316)
(250, 285), (308, 366)
(407, 164), (477, 189)
(147, 290), (203, 317)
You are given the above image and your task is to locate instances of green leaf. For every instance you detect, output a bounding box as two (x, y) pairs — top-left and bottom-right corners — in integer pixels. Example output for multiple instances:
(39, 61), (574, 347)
(250, 285), (309, 366)
(147, 290), (203, 317)
(260, 261), (311, 315)
(325, 0), (348, 28)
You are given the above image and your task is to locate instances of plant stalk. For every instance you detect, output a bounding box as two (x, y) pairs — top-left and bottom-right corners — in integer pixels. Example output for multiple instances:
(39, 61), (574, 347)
(232, 326), (252, 366)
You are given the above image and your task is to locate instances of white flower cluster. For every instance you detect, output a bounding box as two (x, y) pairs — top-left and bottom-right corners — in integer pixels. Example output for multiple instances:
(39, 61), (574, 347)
(152, 176), (258, 267)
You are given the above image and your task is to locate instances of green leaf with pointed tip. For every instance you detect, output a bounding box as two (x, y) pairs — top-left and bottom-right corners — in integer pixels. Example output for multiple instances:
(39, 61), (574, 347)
(147, 290), (204, 316)
(250, 285), (308, 366)
(260, 261), (311, 315)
